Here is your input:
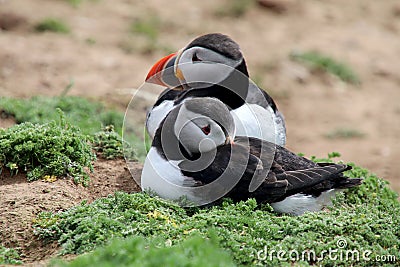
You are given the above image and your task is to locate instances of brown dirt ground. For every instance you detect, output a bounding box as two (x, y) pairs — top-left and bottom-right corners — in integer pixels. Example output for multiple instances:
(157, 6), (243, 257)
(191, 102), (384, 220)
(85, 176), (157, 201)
(0, 140), (142, 265)
(1, 0), (400, 265)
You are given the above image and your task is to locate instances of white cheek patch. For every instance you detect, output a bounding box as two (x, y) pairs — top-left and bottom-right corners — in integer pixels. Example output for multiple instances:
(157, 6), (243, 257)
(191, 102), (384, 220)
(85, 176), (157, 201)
(177, 47), (241, 86)
(180, 62), (233, 86)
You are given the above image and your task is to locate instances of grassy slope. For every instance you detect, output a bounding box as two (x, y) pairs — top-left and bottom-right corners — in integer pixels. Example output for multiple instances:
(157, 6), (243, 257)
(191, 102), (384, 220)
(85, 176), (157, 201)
(0, 246), (22, 265)
(1, 96), (398, 266)
(35, 163), (399, 266)
(0, 96), (123, 135)
(0, 96), (148, 160)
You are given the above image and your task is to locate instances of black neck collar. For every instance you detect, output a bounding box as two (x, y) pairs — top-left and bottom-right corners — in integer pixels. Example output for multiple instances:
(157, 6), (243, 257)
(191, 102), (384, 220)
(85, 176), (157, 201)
(174, 59), (249, 110)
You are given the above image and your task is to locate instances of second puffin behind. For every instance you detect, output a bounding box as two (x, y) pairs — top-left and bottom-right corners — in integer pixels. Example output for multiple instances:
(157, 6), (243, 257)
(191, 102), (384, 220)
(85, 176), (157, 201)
(145, 33), (286, 147)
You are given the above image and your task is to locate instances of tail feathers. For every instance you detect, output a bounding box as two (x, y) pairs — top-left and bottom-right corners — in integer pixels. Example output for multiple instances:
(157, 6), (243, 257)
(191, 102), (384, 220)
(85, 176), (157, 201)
(319, 163), (363, 189)
(334, 177), (363, 189)
(300, 164), (363, 196)
(317, 162), (352, 172)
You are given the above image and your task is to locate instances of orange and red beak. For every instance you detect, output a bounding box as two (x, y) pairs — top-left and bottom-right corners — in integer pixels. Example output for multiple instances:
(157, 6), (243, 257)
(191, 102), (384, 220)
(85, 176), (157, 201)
(145, 52), (180, 87)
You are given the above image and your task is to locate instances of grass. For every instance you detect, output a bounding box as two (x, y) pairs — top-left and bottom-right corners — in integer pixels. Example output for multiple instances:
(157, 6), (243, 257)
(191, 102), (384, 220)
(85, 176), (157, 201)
(130, 17), (160, 41)
(325, 128), (366, 139)
(290, 51), (360, 84)
(92, 125), (126, 159)
(0, 246), (22, 265)
(0, 96), (124, 135)
(85, 37), (96, 45)
(0, 96), (138, 184)
(1, 97), (396, 266)
(0, 110), (95, 185)
(214, 0), (255, 18)
(120, 16), (175, 55)
(64, 0), (99, 8)
(65, 0), (83, 7)
(34, 18), (70, 34)
(33, 157), (399, 266)
(50, 235), (235, 267)
(127, 16), (160, 55)
(0, 96), (143, 162)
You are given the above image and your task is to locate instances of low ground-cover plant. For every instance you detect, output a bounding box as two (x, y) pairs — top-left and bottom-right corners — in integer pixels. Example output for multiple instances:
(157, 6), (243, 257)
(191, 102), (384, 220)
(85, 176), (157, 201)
(214, 0), (255, 18)
(92, 125), (126, 159)
(0, 111), (95, 185)
(0, 96), (133, 161)
(0, 96), (124, 135)
(34, 159), (399, 266)
(130, 17), (160, 41)
(290, 51), (360, 84)
(34, 18), (70, 33)
(65, 0), (99, 8)
(325, 128), (366, 139)
(50, 235), (235, 267)
(0, 246), (22, 265)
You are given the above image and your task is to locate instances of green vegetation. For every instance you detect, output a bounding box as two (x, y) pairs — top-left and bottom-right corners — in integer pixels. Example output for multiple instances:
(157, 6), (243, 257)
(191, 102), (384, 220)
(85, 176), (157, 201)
(50, 235), (235, 267)
(34, 157), (399, 266)
(130, 17), (160, 41)
(325, 128), (366, 139)
(65, 0), (99, 8)
(0, 246), (22, 265)
(92, 125), (125, 159)
(34, 18), (70, 33)
(127, 16), (161, 55)
(65, 0), (83, 7)
(120, 16), (175, 55)
(0, 111), (95, 185)
(290, 51), (360, 84)
(0, 95), (140, 162)
(144, 129), (152, 153)
(215, 0), (255, 18)
(85, 37), (96, 45)
(0, 96), (124, 135)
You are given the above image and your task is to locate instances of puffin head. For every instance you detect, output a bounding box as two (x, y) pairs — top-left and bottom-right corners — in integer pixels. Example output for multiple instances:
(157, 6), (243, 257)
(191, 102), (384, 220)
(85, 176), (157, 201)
(159, 97), (235, 161)
(146, 33), (248, 89)
(174, 97), (235, 155)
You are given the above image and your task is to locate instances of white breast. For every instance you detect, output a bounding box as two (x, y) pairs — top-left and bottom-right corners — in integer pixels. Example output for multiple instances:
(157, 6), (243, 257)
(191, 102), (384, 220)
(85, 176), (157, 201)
(271, 190), (340, 216)
(146, 100), (175, 139)
(231, 104), (284, 146)
(141, 147), (198, 201)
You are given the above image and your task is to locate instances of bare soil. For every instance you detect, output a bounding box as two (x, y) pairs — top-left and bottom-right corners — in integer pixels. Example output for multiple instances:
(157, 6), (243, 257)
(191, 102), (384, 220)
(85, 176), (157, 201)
(0, 0), (400, 265)
(0, 153), (141, 266)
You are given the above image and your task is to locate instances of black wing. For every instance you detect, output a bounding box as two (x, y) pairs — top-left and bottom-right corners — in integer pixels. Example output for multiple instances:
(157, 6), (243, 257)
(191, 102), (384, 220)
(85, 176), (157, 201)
(233, 137), (362, 202)
(180, 137), (362, 204)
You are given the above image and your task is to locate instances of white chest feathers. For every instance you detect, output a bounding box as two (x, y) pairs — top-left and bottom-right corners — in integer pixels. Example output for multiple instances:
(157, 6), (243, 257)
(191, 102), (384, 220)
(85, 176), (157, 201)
(271, 190), (340, 216)
(146, 100), (175, 139)
(231, 104), (283, 146)
(141, 147), (199, 201)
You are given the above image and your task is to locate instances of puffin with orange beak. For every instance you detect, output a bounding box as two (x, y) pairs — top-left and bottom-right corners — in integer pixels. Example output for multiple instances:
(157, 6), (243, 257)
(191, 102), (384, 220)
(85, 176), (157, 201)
(145, 33), (286, 146)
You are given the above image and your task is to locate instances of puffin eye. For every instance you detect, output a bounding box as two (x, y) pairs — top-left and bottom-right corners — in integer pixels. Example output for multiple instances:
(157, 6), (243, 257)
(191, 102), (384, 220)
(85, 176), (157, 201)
(192, 53), (201, 62)
(201, 125), (211, 135)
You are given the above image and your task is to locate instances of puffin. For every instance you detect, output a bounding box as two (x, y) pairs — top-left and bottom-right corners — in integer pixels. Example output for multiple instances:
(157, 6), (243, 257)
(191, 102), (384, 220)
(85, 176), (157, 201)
(141, 97), (362, 215)
(145, 33), (286, 146)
